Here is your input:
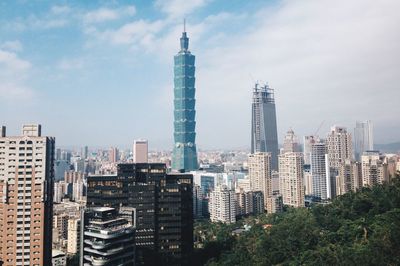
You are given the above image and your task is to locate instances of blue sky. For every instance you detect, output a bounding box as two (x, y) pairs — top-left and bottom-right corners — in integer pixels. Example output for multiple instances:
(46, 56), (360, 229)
(1, 0), (399, 150)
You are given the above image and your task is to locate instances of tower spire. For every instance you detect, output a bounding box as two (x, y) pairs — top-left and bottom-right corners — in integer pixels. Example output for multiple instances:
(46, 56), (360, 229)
(180, 20), (189, 51)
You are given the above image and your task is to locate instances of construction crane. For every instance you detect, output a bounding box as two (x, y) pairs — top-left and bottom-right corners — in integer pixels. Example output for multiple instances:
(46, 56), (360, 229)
(314, 120), (325, 137)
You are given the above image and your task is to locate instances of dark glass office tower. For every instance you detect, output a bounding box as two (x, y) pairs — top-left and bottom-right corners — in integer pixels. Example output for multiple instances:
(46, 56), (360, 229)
(172, 28), (198, 171)
(86, 163), (193, 266)
(251, 83), (279, 170)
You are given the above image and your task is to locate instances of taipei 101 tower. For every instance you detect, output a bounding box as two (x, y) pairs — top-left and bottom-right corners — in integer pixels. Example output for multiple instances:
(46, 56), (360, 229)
(172, 22), (199, 172)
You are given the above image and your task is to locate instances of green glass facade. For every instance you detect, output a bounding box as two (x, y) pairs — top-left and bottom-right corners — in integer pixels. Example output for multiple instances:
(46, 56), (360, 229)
(172, 31), (198, 171)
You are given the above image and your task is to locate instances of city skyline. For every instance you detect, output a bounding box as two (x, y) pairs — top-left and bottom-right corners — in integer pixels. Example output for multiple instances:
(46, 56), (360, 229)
(1, 0), (399, 150)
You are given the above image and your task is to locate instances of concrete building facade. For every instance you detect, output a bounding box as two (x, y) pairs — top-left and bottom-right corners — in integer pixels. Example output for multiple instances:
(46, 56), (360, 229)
(0, 124), (55, 266)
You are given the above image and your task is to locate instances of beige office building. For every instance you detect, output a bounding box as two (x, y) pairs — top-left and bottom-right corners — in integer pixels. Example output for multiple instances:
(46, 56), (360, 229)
(0, 124), (55, 266)
(133, 139), (148, 163)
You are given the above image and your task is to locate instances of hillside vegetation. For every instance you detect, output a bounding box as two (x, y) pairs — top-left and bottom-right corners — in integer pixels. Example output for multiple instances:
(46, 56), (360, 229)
(193, 173), (400, 266)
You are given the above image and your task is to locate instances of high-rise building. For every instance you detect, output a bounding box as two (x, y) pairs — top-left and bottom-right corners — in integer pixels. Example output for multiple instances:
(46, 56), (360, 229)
(81, 207), (135, 266)
(133, 139), (148, 163)
(251, 83), (279, 170)
(64, 170), (84, 183)
(72, 180), (84, 202)
(67, 218), (80, 255)
(361, 151), (389, 187)
(81, 146), (88, 159)
(310, 140), (328, 200)
(209, 185), (236, 224)
(235, 189), (264, 217)
(53, 213), (69, 250)
(172, 27), (198, 172)
(0, 124), (55, 266)
(303, 165), (313, 195)
(193, 184), (203, 219)
(278, 152), (305, 207)
(1, 126), (6, 137)
(248, 152), (273, 212)
(108, 147), (119, 163)
(236, 178), (251, 192)
(54, 181), (65, 203)
(326, 126), (353, 197)
(337, 159), (362, 195)
(326, 126), (353, 167)
(54, 160), (70, 181)
(55, 148), (62, 161)
(86, 163), (193, 265)
(73, 157), (85, 173)
(303, 135), (317, 165)
(354, 120), (374, 161)
(282, 129), (299, 154)
(266, 194), (283, 214)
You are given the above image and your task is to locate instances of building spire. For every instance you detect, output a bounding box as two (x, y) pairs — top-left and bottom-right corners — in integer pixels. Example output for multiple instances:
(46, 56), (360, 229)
(180, 19), (189, 51)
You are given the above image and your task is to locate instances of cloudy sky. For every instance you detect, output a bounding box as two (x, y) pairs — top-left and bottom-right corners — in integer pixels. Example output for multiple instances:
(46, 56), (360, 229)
(1, 0), (399, 150)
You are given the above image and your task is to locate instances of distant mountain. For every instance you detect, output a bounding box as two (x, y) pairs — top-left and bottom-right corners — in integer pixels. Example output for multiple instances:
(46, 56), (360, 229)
(375, 142), (400, 153)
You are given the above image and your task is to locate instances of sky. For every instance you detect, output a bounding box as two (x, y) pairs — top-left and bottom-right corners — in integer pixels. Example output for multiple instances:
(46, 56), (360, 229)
(0, 0), (399, 150)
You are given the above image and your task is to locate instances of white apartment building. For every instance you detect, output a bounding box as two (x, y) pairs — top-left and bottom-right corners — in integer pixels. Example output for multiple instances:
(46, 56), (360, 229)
(209, 185), (236, 224)
(311, 140), (328, 200)
(278, 152), (305, 207)
(326, 126), (353, 168)
(248, 152), (272, 211)
(361, 151), (389, 186)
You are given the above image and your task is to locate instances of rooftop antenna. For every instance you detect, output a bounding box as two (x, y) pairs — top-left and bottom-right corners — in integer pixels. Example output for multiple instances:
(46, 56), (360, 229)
(183, 18), (186, 32)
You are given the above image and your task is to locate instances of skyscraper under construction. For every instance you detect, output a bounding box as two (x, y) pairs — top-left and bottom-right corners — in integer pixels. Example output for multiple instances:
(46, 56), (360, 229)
(251, 83), (279, 170)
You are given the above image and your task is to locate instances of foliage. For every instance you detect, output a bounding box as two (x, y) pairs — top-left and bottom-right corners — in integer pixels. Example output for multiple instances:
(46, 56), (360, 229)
(194, 174), (400, 265)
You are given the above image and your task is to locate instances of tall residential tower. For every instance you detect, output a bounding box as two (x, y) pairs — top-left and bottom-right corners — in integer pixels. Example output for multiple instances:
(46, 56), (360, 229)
(172, 27), (198, 172)
(251, 83), (279, 170)
(0, 125), (55, 266)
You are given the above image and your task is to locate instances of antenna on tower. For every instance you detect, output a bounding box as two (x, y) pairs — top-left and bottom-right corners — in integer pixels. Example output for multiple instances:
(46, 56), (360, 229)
(183, 18), (186, 32)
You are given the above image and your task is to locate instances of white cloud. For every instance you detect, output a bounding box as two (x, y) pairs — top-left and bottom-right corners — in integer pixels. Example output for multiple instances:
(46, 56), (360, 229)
(155, 0), (210, 18)
(51, 5), (71, 15)
(84, 6), (136, 24)
(0, 40), (23, 52)
(58, 58), (84, 70)
(0, 49), (34, 102)
(0, 49), (31, 70)
(86, 19), (166, 50)
(191, 0), (400, 146)
(0, 83), (33, 101)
